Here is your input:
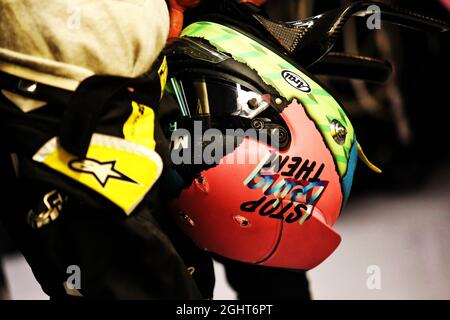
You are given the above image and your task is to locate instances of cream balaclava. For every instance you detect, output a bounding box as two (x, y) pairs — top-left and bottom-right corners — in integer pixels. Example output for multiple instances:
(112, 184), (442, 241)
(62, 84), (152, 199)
(0, 0), (170, 92)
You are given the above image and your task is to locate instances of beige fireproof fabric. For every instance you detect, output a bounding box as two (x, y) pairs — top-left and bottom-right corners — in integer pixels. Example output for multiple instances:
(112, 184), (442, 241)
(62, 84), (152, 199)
(0, 0), (170, 91)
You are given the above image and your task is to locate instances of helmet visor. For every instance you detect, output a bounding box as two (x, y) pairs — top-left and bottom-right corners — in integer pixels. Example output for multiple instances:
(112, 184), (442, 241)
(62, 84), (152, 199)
(167, 75), (271, 120)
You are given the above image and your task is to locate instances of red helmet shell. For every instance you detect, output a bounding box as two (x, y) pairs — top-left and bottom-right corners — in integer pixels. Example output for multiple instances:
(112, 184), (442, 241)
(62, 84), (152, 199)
(166, 21), (358, 270)
(170, 100), (342, 270)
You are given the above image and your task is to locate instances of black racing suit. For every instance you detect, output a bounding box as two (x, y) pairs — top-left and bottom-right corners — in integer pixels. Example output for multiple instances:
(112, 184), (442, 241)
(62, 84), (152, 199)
(0, 58), (214, 299)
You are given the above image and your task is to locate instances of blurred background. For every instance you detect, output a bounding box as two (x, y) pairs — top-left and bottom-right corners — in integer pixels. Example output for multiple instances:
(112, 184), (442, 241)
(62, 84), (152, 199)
(1, 0), (449, 299)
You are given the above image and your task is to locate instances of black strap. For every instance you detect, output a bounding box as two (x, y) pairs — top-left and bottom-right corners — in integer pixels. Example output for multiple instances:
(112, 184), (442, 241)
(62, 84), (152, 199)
(0, 65), (163, 158)
(0, 71), (72, 106)
(60, 71), (162, 158)
(60, 76), (130, 157)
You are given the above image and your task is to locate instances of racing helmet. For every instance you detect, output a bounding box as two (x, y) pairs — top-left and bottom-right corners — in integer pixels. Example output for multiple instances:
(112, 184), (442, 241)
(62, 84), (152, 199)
(159, 1), (448, 270)
(160, 34), (356, 270)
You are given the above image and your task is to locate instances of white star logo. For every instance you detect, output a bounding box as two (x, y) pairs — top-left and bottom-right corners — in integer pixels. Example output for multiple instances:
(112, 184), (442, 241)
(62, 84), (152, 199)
(69, 158), (137, 188)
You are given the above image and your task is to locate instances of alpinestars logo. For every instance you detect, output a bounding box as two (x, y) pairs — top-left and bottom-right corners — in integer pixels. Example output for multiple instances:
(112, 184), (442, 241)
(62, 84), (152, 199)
(69, 158), (137, 187)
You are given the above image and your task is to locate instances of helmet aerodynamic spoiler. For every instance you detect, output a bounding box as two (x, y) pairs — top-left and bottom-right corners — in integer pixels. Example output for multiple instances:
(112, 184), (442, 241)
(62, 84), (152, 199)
(186, 0), (449, 83)
(254, 1), (449, 67)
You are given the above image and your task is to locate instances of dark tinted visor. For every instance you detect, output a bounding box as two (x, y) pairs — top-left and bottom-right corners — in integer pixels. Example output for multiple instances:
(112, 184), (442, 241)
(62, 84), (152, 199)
(167, 75), (271, 119)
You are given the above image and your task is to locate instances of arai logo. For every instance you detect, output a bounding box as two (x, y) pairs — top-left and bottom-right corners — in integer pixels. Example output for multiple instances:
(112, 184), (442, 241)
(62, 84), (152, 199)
(281, 70), (311, 93)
